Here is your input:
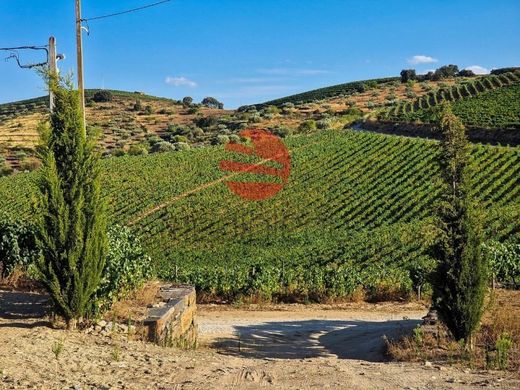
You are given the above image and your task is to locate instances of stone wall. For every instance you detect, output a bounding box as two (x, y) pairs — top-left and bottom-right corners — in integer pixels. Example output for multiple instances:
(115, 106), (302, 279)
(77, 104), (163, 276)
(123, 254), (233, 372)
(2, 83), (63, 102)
(144, 285), (197, 348)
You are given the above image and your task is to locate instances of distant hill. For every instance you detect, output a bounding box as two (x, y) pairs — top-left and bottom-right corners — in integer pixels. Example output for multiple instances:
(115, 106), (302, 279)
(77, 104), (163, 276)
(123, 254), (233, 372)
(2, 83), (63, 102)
(1, 69), (519, 173)
(258, 76), (400, 107)
(0, 89), (231, 172)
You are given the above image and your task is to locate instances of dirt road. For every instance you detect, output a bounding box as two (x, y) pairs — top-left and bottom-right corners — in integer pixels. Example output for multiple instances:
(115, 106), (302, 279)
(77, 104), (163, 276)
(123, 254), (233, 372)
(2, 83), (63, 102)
(198, 304), (425, 362)
(1, 290), (519, 389)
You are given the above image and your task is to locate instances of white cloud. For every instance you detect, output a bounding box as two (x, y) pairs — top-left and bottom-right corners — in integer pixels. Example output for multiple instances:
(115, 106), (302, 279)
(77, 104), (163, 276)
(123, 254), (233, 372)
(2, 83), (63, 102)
(165, 76), (197, 87)
(407, 55), (438, 65)
(465, 65), (489, 75)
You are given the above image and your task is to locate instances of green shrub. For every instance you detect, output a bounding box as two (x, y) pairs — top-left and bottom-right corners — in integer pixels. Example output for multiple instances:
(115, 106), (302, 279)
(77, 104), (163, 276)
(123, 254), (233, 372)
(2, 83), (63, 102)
(170, 135), (189, 143)
(173, 142), (190, 151)
(210, 135), (229, 145)
(133, 100), (142, 111)
(152, 141), (175, 153)
(228, 134), (241, 143)
(0, 162), (13, 177)
(270, 125), (293, 138)
(191, 127), (205, 139)
(93, 225), (153, 312)
(298, 119), (317, 133)
(92, 90), (113, 103)
(482, 241), (520, 288)
(317, 118), (333, 130)
(112, 148), (126, 157)
(144, 105), (154, 115)
(128, 144), (148, 156)
(0, 218), (39, 278)
(495, 332), (513, 370)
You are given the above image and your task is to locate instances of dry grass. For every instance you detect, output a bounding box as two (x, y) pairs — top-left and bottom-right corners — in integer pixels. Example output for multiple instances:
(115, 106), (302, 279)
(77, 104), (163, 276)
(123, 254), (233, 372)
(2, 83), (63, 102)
(387, 289), (520, 376)
(105, 280), (161, 323)
(0, 265), (42, 292)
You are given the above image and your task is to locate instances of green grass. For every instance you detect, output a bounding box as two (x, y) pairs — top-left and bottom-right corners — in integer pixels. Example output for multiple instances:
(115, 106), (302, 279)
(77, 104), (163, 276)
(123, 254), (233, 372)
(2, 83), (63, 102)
(0, 130), (518, 300)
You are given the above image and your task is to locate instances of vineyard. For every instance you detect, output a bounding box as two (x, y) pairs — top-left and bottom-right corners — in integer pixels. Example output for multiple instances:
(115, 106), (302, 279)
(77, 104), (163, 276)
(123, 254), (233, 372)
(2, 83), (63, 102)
(0, 130), (518, 300)
(379, 71), (520, 129)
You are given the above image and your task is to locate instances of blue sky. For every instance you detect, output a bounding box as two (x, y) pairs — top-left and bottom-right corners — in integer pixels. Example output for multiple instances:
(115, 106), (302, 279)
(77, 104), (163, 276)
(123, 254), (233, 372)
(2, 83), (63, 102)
(1, 0), (519, 108)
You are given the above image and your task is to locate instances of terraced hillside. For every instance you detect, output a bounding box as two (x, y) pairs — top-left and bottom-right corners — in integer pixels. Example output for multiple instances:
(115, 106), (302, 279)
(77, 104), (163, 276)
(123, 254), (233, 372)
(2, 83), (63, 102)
(259, 76), (400, 106)
(378, 70), (520, 129)
(0, 130), (518, 299)
(0, 90), (231, 171)
(3, 69), (519, 174)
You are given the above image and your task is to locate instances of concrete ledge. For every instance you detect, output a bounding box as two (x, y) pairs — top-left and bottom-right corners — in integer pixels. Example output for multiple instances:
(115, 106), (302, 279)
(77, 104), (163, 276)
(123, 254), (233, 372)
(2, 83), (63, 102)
(143, 284), (197, 348)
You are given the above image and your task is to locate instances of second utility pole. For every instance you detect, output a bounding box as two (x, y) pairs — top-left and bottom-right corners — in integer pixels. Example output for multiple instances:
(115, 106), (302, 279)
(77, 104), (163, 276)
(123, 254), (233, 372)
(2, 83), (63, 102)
(75, 0), (86, 135)
(48, 36), (57, 113)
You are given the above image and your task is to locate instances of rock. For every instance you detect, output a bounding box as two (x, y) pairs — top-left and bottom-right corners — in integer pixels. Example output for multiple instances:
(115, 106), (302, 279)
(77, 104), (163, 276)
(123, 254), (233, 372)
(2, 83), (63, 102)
(424, 361), (433, 367)
(105, 321), (113, 331)
(74, 384), (83, 390)
(119, 324), (128, 333)
(95, 326), (102, 332)
(422, 309), (439, 325)
(98, 320), (107, 327)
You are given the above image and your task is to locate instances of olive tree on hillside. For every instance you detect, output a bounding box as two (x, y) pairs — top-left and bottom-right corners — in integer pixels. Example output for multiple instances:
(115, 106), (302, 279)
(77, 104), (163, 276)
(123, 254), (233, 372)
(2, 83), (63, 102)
(400, 69), (417, 83)
(431, 103), (487, 349)
(35, 78), (107, 330)
(182, 96), (193, 107)
(201, 96), (224, 109)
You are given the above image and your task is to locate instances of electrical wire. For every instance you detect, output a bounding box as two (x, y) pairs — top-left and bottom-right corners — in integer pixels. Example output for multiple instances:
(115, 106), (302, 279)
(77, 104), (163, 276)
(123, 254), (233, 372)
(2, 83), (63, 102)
(0, 45), (48, 52)
(0, 45), (49, 69)
(81, 0), (171, 22)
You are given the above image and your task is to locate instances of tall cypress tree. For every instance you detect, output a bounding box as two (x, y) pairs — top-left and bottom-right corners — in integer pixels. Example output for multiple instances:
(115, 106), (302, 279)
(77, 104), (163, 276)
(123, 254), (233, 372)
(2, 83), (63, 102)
(431, 103), (487, 348)
(35, 78), (107, 330)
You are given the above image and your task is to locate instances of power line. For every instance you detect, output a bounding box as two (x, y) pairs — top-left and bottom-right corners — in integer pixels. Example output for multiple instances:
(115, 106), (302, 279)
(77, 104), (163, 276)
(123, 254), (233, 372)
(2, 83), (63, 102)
(81, 0), (171, 22)
(0, 45), (49, 69)
(0, 45), (48, 52)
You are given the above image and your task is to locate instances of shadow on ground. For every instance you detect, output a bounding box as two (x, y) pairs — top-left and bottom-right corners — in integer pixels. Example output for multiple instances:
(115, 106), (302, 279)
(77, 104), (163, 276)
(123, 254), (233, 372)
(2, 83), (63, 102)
(212, 319), (420, 362)
(0, 290), (49, 328)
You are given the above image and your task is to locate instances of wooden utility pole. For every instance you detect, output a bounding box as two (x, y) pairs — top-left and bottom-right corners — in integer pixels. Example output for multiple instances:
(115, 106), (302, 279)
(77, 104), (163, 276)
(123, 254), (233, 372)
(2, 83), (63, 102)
(75, 0), (86, 135)
(48, 36), (57, 113)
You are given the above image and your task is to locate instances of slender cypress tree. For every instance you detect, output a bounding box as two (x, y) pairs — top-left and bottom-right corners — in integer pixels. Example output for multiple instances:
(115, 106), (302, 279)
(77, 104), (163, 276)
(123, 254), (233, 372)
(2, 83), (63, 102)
(431, 103), (487, 348)
(35, 78), (107, 330)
